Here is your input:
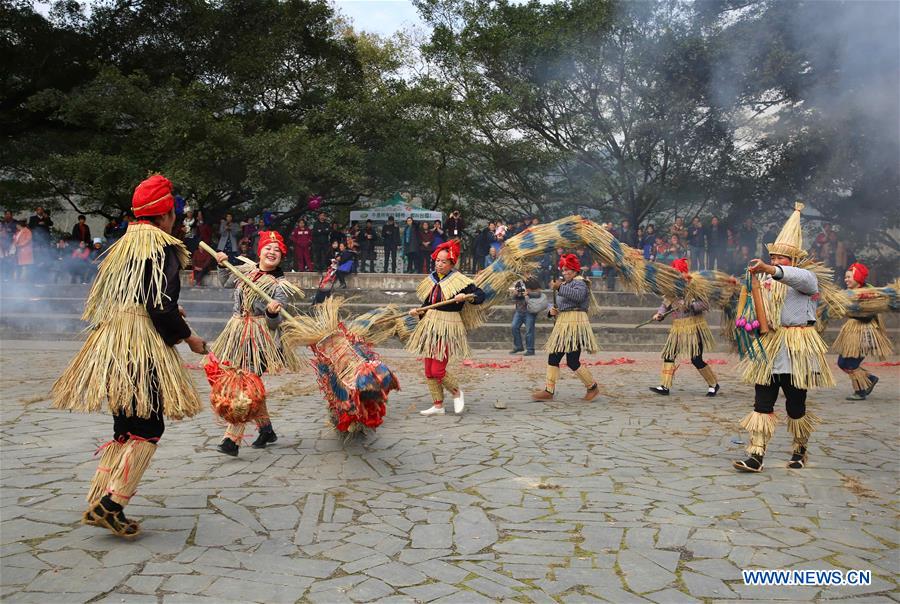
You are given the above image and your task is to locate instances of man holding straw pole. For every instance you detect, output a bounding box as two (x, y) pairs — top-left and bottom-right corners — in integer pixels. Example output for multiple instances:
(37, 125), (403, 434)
(733, 203), (832, 473)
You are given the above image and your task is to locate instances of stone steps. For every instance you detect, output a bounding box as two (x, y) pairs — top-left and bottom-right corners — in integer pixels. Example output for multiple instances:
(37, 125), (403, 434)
(3, 281), (897, 351)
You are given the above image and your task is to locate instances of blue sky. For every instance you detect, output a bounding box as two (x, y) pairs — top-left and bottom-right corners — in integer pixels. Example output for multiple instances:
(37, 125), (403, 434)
(332, 0), (427, 36)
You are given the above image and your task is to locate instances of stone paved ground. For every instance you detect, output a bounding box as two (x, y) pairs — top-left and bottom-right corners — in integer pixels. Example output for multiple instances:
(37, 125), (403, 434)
(1, 340), (898, 603)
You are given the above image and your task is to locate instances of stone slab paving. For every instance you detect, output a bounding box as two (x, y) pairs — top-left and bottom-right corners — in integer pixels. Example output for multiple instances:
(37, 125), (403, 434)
(1, 340), (898, 602)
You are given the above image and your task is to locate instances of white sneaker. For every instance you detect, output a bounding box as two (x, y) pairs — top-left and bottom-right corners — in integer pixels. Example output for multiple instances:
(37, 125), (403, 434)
(420, 405), (445, 416)
(453, 390), (465, 414)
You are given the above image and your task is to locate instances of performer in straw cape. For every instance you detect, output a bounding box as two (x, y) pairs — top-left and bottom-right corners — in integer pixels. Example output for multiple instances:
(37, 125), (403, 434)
(211, 230), (303, 456)
(407, 240), (485, 416)
(532, 254), (601, 401)
(734, 203), (830, 473)
(649, 258), (720, 397)
(833, 263), (893, 400)
(52, 174), (207, 538)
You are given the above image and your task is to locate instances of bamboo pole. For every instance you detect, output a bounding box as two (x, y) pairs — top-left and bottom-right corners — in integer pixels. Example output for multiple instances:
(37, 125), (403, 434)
(199, 241), (304, 329)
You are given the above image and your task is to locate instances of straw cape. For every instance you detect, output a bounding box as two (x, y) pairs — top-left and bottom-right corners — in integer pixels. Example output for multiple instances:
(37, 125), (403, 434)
(833, 279), (899, 359)
(406, 269), (477, 360)
(52, 223), (201, 420)
(209, 257), (304, 375)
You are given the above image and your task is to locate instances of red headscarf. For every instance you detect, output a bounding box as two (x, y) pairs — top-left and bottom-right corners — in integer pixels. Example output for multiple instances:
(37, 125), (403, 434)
(848, 262), (868, 285)
(431, 239), (461, 263)
(258, 230), (287, 257)
(558, 254), (581, 272)
(671, 257), (689, 274)
(132, 174), (175, 218)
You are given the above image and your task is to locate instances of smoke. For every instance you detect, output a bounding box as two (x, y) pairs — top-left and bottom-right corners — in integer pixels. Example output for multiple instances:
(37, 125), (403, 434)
(709, 0), (900, 228)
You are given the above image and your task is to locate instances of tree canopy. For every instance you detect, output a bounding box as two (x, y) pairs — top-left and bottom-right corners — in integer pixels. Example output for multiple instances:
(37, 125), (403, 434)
(2, 0), (897, 259)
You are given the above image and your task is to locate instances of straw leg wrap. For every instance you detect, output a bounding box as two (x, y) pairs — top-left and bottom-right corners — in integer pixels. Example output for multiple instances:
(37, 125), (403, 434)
(698, 364), (718, 387)
(738, 411), (777, 457)
(86, 441), (126, 503)
(107, 438), (158, 507)
(573, 365), (595, 388)
(224, 423), (246, 443)
(661, 361), (677, 389)
(426, 378), (444, 404)
(545, 365), (560, 394)
(441, 372), (460, 396)
(847, 368), (872, 393)
(786, 412), (820, 454)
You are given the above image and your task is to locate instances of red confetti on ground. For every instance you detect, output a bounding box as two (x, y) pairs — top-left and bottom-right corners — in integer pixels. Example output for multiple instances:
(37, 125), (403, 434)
(563, 357), (635, 367)
(867, 361), (900, 366)
(462, 358), (525, 369)
(681, 358), (728, 365)
(182, 362), (203, 370)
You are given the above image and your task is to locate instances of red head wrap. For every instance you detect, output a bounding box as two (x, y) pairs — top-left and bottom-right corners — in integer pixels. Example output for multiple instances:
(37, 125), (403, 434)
(132, 174), (175, 218)
(558, 254), (581, 272)
(258, 231), (287, 257)
(431, 239), (461, 264)
(671, 257), (689, 274)
(848, 262), (868, 285)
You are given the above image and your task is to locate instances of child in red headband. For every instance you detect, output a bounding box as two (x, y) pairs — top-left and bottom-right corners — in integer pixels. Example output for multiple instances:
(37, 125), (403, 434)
(407, 239), (486, 416)
(212, 228), (304, 455)
(833, 262), (891, 400)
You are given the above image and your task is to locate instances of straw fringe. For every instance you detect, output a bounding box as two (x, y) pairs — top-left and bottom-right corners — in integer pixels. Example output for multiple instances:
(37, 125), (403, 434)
(786, 412), (820, 439)
(847, 368), (872, 392)
(661, 316), (715, 360)
(842, 279), (900, 315)
(416, 270), (473, 302)
(86, 442), (125, 503)
(832, 316), (893, 359)
(739, 411), (777, 456)
(83, 224), (188, 324)
(107, 439), (156, 506)
(406, 311), (470, 360)
(210, 314), (302, 374)
(545, 311), (598, 354)
(52, 306), (201, 419)
(346, 304), (401, 344)
(465, 255), (535, 328)
(740, 326), (834, 389)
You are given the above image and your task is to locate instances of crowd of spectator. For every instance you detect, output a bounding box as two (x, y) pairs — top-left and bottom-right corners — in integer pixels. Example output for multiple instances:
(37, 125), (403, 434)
(0, 205), (859, 289)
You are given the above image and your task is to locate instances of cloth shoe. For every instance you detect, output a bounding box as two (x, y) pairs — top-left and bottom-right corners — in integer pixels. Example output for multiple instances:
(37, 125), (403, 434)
(864, 375), (879, 396)
(420, 405), (445, 416)
(733, 453), (764, 473)
(453, 390), (465, 414)
(217, 438), (239, 456)
(252, 424), (278, 449)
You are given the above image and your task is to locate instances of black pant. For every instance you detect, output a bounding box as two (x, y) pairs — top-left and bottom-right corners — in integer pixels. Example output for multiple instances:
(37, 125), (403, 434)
(312, 242), (329, 271)
(548, 349), (582, 371)
(113, 372), (165, 442)
(754, 374), (807, 419)
(383, 247), (397, 273)
(362, 254), (375, 273)
(664, 334), (706, 369)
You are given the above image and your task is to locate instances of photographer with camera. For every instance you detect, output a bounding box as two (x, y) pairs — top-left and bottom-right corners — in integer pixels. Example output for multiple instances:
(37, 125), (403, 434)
(510, 277), (548, 356)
